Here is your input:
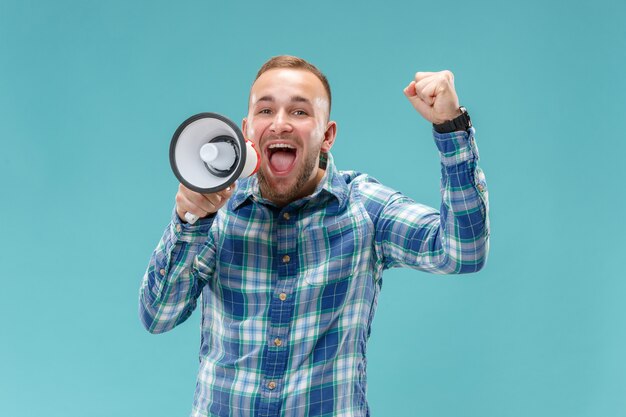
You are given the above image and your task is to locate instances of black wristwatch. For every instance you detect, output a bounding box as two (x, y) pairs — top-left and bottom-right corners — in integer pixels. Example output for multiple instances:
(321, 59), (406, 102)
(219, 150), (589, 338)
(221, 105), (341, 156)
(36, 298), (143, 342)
(433, 106), (472, 133)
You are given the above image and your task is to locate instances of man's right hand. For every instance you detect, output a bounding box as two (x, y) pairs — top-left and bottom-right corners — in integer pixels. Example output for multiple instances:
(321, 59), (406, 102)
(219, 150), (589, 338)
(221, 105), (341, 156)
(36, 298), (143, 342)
(175, 183), (236, 222)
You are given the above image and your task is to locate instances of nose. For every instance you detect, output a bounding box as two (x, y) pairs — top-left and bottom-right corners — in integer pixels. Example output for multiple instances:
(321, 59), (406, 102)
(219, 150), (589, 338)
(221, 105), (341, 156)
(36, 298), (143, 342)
(269, 110), (293, 135)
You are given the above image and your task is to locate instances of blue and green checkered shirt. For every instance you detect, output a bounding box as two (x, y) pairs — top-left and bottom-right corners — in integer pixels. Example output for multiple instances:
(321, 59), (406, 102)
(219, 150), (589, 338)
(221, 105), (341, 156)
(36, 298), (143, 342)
(139, 128), (489, 417)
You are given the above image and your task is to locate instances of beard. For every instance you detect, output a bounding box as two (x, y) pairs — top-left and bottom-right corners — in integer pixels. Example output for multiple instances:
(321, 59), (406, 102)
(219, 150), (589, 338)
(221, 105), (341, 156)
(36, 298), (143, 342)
(257, 147), (320, 206)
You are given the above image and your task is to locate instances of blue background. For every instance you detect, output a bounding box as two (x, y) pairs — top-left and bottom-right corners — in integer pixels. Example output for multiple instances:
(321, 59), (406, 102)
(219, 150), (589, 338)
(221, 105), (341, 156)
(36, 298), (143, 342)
(1, 0), (625, 416)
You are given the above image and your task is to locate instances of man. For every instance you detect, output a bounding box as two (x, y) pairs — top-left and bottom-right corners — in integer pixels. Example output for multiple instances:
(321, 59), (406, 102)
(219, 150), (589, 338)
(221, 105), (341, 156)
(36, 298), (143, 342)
(139, 55), (489, 417)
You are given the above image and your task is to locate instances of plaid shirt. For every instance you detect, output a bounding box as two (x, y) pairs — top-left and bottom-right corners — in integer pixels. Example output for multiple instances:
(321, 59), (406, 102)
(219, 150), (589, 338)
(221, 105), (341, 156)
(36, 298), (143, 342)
(139, 128), (489, 417)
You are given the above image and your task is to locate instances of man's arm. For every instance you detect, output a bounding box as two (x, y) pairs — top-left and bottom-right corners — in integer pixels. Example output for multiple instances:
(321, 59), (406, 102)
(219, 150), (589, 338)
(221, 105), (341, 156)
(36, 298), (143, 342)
(360, 71), (489, 273)
(138, 211), (215, 333)
(362, 126), (489, 273)
(138, 184), (232, 334)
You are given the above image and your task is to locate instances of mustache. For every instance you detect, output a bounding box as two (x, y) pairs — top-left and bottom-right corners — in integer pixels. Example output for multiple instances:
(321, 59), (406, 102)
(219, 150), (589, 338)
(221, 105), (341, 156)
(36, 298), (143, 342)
(262, 135), (301, 145)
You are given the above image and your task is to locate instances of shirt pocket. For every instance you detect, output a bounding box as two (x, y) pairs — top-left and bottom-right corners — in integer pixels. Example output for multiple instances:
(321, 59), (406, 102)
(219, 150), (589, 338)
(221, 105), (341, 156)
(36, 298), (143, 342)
(303, 215), (361, 286)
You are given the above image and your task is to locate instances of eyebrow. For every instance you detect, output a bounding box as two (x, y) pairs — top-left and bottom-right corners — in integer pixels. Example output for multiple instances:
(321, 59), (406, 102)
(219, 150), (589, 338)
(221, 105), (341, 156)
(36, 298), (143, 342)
(255, 95), (312, 105)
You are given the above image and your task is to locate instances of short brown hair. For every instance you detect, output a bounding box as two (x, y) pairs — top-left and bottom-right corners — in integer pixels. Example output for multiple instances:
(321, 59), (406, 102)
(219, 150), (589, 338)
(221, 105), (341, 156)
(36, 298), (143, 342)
(255, 55), (332, 114)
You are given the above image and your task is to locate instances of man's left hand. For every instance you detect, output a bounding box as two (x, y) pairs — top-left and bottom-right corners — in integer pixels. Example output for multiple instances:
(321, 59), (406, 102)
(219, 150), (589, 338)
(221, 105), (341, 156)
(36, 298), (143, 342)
(403, 70), (461, 125)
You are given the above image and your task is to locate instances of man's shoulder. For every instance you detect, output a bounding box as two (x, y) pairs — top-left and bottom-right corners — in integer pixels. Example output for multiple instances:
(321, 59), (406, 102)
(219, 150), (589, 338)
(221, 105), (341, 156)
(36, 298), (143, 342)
(338, 170), (399, 202)
(337, 169), (379, 188)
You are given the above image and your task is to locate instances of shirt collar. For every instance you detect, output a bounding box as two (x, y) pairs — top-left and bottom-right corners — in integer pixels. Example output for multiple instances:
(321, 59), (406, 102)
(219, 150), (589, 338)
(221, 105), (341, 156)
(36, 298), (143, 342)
(231, 152), (349, 210)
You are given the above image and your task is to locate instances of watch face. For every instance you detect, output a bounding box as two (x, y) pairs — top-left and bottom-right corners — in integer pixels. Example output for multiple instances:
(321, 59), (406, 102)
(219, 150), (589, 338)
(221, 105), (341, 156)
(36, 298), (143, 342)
(459, 107), (471, 127)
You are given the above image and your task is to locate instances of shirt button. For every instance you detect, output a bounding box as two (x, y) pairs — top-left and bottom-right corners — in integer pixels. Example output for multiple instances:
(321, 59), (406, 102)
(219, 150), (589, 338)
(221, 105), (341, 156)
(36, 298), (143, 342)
(159, 268), (166, 276)
(175, 224), (182, 233)
(477, 183), (485, 192)
(282, 255), (290, 263)
(267, 381), (277, 390)
(273, 338), (282, 347)
(282, 212), (290, 220)
(279, 293), (287, 301)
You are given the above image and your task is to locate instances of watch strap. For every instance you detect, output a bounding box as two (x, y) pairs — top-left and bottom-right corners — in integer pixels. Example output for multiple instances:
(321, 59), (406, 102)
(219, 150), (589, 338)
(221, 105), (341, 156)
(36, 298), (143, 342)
(433, 106), (472, 134)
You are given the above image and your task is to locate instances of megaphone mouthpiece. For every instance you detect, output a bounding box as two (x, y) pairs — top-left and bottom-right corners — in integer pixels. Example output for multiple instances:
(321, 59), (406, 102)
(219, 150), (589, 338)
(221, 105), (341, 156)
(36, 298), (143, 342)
(200, 137), (239, 175)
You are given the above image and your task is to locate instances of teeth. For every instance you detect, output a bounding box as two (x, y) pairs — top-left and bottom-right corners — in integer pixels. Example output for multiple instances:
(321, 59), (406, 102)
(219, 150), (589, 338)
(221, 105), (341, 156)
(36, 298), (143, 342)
(268, 143), (295, 150)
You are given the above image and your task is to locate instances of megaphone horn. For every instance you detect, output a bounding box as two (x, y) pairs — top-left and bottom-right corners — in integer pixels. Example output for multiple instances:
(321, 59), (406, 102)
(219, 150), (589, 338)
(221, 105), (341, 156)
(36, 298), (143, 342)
(169, 112), (260, 223)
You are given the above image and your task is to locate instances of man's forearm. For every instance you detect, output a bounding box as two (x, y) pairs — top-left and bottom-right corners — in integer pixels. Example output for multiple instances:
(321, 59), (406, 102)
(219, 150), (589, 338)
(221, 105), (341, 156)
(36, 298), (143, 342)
(434, 127), (489, 273)
(138, 211), (215, 333)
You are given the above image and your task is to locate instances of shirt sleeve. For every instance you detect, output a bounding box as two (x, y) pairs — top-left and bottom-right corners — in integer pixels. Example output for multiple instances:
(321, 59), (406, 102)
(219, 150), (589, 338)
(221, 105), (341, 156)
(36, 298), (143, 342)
(138, 209), (217, 333)
(361, 127), (490, 274)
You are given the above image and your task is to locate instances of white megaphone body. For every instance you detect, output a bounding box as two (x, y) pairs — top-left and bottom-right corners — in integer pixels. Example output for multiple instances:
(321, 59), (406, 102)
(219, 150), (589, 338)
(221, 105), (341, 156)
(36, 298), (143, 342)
(169, 112), (260, 224)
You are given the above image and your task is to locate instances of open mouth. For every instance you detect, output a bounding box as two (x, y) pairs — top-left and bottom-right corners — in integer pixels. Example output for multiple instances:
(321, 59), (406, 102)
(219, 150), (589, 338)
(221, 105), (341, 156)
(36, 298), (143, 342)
(266, 143), (297, 174)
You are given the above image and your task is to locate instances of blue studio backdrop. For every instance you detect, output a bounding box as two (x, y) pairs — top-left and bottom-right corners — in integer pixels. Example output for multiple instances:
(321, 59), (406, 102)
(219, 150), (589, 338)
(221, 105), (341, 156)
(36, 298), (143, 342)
(1, 1), (625, 416)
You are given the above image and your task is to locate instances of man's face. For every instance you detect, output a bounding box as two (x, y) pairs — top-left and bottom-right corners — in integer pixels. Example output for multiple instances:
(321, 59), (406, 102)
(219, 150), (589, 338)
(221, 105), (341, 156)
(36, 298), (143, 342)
(243, 68), (336, 206)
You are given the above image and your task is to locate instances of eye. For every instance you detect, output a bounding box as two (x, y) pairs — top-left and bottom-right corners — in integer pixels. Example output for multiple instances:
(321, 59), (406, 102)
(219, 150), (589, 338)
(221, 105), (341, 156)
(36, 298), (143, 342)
(293, 110), (308, 116)
(258, 108), (272, 115)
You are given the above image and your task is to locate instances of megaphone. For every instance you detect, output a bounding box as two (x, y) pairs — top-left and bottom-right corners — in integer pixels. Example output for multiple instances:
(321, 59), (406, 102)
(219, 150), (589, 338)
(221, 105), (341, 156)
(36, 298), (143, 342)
(169, 112), (260, 224)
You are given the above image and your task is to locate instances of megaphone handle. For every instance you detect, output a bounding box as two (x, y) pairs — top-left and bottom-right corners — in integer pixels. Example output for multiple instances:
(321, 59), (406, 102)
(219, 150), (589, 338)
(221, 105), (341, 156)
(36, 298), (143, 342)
(184, 212), (200, 225)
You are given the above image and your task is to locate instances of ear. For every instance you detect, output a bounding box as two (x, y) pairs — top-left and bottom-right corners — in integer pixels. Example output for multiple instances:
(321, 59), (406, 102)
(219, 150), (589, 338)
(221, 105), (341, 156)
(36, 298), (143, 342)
(241, 118), (248, 139)
(320, 121), (337, 153)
